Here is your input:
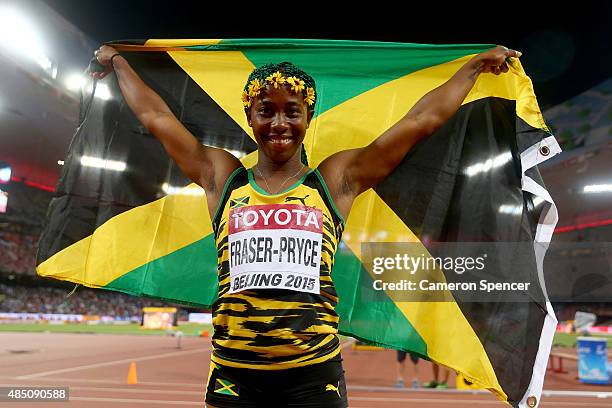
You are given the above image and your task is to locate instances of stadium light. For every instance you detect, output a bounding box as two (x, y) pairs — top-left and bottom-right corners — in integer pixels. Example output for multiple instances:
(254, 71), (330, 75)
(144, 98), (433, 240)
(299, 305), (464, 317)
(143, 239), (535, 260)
(0, 166), (11, 183)
(94, 83), (112, 101)
(583, 184), (612, 193)
(66, 74), (111, 100)
(161, 183), (205, 196)
(0, 6), (53, 73)
(80, 156), (126, 172)
(0, 189), (7, 213)
(65, 73), (86, 92)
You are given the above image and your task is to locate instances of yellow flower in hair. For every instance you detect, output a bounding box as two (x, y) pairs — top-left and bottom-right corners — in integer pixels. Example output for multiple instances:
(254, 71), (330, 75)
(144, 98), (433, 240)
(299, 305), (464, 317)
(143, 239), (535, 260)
(286, 76), (305, 94)
(266, 71), (286, 89)
(248, 78), (263, 97)
(241, 90), (251, 108)
(304, 87), (316, 106)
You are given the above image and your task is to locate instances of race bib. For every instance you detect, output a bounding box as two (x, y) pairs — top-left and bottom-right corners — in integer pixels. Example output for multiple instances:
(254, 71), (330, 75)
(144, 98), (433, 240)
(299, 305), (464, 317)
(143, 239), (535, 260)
(228, 204), (322, 294)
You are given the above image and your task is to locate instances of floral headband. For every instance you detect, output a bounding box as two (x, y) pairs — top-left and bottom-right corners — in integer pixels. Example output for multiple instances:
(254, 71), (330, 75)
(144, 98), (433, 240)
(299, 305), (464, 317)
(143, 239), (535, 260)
(241, 71), (316, 109)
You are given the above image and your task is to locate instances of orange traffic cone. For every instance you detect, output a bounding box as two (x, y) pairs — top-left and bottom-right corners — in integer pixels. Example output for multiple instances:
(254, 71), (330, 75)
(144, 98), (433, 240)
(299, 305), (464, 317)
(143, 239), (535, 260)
(126, 361), (138, 385)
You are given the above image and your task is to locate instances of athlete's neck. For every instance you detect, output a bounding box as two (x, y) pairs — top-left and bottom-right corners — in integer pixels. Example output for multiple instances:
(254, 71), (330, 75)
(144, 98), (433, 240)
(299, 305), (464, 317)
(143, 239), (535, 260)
(255, 150), (307, 178)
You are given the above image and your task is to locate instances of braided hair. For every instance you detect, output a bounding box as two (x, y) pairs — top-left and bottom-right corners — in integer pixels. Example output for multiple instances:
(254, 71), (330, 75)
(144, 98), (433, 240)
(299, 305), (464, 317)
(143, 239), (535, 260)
(242, 62), (317, 114)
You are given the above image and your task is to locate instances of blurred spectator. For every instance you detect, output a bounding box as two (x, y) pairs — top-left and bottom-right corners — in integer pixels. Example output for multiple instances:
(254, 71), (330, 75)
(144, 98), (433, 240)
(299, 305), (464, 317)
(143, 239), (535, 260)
(0, 227), (198, 320)
(544, 77), (612, 150)
(0, 231), (38, 275)
(553, 302), (612, 324)
(0, 283), (189, 319)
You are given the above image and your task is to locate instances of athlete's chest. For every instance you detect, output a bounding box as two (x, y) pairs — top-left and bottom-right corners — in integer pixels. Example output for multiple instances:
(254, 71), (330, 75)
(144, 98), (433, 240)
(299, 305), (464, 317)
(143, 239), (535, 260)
(219, 185), (334, 295)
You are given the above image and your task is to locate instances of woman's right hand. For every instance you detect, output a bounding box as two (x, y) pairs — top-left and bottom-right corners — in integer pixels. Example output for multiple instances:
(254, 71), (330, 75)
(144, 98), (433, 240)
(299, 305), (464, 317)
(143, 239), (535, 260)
(91, 45), (119, 79)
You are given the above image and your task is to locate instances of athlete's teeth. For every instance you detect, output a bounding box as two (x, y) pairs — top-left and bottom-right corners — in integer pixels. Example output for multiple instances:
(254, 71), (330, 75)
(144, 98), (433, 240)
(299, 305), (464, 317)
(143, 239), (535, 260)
(271, 138), (291, 144)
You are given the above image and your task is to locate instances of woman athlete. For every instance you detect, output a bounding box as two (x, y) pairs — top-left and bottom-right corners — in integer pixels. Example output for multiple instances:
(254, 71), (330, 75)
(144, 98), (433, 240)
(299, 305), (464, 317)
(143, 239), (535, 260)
(94, 43), (519, 408)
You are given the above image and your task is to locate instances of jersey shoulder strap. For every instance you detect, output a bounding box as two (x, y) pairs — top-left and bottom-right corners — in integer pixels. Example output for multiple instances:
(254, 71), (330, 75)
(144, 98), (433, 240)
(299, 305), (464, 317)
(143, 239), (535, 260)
(212, 166), (248, 234)
(304, 169), (346, 229)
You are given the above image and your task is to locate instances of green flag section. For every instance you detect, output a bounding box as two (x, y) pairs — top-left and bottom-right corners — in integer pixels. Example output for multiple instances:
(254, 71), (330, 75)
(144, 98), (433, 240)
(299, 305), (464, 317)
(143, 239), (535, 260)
(36, 39), (561, 407)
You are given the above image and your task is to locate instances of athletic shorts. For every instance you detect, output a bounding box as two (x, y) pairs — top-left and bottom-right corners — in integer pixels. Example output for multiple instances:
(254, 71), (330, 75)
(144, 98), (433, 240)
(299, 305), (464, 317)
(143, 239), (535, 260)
(396, 350), (419, 364)
(205, 355), (348, 408)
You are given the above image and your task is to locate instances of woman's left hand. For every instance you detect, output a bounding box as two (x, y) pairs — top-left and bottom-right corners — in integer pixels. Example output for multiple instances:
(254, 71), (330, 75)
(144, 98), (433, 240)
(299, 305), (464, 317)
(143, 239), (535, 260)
(475, 45), (522, 75)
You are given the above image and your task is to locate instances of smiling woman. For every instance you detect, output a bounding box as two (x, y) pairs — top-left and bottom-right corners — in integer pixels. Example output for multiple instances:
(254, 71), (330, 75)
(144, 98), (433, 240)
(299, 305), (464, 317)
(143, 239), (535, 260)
(92, 42), (520, 407)
(244, 62), (316, 193)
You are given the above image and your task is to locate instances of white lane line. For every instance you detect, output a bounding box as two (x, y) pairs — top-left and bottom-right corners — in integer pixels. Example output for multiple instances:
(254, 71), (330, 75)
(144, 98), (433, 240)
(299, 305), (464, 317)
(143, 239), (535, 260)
(544, 404), (612, 407)
(4, 374), (611, 400)
(1, 381), (609, 407)
(69, 397), (202, 405)
(0, 384), (204, 396)
(350, 396), (612, 407)
(15, 346), (212, 379)
(350, 396), (501, 405)
(349, 385), (612, 399)
(0, 376), (204, 388)
(542, 390), (612, 398)
(349, 384), (490, 394)
(4, 374), (611, 401)
(70, 386), (203, 396)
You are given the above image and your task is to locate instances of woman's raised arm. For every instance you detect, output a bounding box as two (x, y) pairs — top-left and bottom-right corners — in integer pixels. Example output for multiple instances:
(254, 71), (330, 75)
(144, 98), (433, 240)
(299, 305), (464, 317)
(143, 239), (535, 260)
(93, 45), (242, 213)
(318, 45), (520, 216)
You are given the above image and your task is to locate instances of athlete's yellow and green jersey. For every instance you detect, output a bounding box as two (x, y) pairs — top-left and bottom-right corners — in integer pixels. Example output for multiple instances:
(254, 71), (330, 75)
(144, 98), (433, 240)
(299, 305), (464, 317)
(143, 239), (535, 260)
(211, 167), (345, 369)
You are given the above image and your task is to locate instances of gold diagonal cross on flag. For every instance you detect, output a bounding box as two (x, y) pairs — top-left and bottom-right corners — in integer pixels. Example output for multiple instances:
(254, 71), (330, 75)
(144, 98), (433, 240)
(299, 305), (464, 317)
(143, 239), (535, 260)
(168, 49), (505, 396)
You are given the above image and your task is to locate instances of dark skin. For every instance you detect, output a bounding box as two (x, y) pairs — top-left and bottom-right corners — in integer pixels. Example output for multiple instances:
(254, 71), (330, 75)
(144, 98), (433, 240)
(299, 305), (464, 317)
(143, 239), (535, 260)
(94, 45), (520, 222)
(94, 45), (520, 407)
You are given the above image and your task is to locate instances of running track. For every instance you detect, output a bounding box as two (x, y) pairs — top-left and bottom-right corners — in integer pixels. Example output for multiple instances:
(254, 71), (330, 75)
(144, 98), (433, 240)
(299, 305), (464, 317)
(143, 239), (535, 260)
(0, 333), (610, 407)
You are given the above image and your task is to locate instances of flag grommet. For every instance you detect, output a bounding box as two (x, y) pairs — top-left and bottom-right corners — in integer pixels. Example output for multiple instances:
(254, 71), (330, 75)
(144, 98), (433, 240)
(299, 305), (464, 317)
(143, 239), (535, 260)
(539, 145), (550, 156)
(526, 396), (537, 407)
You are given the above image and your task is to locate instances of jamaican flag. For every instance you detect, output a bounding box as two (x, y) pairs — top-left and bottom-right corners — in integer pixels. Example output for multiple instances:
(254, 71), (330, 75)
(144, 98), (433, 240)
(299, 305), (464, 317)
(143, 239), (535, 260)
(36, 39), (560, 407)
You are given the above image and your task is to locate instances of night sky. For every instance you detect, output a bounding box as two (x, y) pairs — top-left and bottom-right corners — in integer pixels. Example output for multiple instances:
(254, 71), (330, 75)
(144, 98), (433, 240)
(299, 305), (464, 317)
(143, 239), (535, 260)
(43, 1), (612, 109)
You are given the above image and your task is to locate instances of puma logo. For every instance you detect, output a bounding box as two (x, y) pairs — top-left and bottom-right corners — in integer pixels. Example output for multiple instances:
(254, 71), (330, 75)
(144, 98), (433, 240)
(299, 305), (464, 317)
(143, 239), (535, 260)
(285, 195), (309, 206)
(325, 382), (341, 398)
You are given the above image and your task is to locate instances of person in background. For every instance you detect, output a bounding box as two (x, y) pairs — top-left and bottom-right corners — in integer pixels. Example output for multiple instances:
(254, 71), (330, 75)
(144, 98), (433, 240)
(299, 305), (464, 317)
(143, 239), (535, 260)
(423, 363), (450, 389)
(396, 350), (420, 388)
